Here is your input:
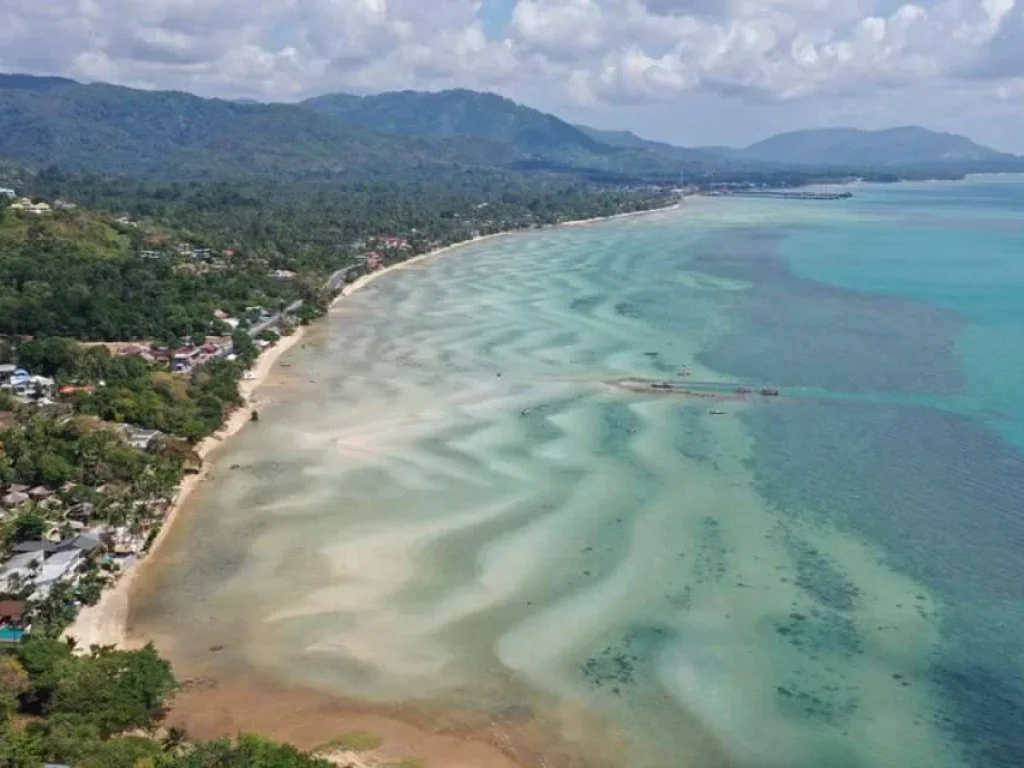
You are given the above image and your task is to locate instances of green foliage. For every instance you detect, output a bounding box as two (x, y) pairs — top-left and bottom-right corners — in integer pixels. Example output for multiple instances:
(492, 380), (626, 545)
(0, 726), (44, 768)
(8, 513), (45, 543)
(0, 412), (175, 489)
(14, 636), (73, 711)
(70, 734), (166, 768)
(169, 734), (333, 768)
(49, 644), (177, 737)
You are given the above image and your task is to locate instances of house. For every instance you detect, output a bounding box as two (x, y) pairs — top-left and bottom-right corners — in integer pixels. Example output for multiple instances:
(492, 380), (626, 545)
(0, 601), (25, 625)
(0, 188), (15, 199)
(383, 236), (409, 249)
(139, 250), (162, 259)
(122, 426), (162, 451)
(12, 200), (52, 215)
(53, 199), (77, 211)
(0, 600), (27, 644)
(28, 486), (53, 501)
(114, 215), (137, 227)
(0, 364), (16, 386)
(59, 533), (103, 554)
(270, 269), (296, 280)
(1, 491), (29, 508)
(59, 385), (97, 396)
(12, 375), (56, 400)
(10, 541), (57, 556)
(65, 502), (95, 523)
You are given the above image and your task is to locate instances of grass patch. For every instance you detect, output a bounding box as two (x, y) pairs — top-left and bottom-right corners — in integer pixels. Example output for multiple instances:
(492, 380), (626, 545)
(314, 731), (383, 753)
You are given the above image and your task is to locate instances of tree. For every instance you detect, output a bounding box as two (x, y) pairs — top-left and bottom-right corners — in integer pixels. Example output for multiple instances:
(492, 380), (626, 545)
(9, 513), (46, 543)
(0, 657), (30, 698)
(50, 644), (177, 737)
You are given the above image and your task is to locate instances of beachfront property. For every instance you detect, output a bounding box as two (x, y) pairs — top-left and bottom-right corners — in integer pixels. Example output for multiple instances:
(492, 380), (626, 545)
(0, 534), (101, 601)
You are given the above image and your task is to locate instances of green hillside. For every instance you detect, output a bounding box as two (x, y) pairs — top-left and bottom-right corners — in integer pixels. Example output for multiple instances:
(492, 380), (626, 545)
(0, 75), (519, 180)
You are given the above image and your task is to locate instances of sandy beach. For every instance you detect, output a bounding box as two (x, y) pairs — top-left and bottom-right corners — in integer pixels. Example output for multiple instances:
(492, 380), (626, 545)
(61, 221), (626, 650)
(65, 324), (310, 650)
(66, 202), (685, 651)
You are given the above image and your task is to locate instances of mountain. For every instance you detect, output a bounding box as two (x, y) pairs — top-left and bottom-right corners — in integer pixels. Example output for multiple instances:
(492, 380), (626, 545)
(0, 74), (521, 180)
(733, 126), (1017, 168)
(303, 89), (606, 156)
(1, 73), (1019, 185)
(301, 89), (717, 178)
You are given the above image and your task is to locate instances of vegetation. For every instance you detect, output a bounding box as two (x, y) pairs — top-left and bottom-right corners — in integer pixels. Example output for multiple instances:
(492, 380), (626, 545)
(0, 412), (163, 490)
(6, 338), (246, 441)
(0, 639), (332, 768)
(0, 198), (308, 342)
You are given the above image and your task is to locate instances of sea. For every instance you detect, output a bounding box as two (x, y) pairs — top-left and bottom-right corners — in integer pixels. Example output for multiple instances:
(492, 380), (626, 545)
(132, 175), (1024, 768)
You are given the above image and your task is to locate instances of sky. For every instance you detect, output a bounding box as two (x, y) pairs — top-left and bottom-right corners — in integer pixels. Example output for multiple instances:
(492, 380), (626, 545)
(1, 0), (1022, 151)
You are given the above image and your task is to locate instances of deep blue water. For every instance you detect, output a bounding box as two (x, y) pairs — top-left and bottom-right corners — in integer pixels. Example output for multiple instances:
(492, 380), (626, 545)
(698, 177), (1024, 768)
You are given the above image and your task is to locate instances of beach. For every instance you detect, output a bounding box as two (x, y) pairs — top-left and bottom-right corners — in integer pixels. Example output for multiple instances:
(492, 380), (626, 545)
(64, 208), (678, 653)
(122, 180), (1024, 768)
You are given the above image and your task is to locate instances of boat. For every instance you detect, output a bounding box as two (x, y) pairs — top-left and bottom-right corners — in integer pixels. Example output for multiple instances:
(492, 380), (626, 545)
(709, 409), (726, 415)
(760, 387), (780, 397)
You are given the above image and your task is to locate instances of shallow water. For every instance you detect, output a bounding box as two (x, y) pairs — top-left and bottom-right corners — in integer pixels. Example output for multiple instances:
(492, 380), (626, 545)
(133, 179), (1024, 768)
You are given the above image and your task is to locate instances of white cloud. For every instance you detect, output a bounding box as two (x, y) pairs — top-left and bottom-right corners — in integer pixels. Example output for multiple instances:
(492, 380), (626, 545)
(0, 0), (1021, 146)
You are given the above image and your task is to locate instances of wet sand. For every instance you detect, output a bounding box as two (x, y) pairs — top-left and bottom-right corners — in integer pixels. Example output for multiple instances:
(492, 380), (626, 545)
(124, 199), (959, 768)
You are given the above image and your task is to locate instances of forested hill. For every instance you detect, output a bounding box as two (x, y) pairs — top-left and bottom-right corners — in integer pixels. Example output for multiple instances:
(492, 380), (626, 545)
(303, 89), (605, 155)
(2, 73), (1021, 183)
(301, 88), (720, 176)
(0, 75), (719, 183)
(0, 74), (520, 180)
(724, 126), (1022, 168)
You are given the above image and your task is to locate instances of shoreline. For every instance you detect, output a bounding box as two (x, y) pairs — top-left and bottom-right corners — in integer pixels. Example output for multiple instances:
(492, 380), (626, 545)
(64, 200), (681, 651)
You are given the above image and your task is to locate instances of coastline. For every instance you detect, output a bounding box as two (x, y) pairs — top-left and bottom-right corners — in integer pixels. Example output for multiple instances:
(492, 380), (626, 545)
(64, 201), (681, 654)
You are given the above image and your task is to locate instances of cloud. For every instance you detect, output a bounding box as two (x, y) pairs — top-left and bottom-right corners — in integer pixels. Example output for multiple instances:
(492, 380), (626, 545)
(0, 0), (1020, 147)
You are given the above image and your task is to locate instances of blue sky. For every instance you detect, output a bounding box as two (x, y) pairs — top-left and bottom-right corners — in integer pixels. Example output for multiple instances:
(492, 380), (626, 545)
(478, 0), (518, 39)
(1, 0), (1022, 151)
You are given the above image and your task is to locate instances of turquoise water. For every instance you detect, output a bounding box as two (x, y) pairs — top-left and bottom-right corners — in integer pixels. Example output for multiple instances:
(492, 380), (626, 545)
(135, 178), (1024, 768)
(0, 627), (24, 642)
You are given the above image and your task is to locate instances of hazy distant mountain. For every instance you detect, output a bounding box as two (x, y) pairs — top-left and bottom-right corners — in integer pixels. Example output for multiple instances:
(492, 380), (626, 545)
(732, 126), (1016, 167)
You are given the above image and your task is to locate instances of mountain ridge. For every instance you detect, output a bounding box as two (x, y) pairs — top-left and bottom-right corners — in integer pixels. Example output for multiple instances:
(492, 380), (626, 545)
(0, 73), (1021, 183)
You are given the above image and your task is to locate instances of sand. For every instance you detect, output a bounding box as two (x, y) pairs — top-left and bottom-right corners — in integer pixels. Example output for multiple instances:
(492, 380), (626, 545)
(65, 327), (308, 650)
(62, 212), (676, 651)
(65, 203), (693, 768)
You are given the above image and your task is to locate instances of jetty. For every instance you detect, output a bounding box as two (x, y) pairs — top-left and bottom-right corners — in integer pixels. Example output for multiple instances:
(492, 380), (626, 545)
(726, 190), (853, 201)
(608, 378), (783, 402)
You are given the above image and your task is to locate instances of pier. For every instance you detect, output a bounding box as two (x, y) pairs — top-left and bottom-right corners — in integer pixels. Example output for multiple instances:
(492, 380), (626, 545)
(725, 190), (853, 200)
